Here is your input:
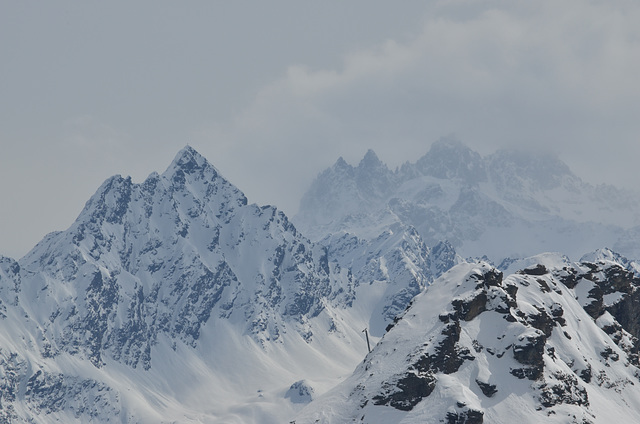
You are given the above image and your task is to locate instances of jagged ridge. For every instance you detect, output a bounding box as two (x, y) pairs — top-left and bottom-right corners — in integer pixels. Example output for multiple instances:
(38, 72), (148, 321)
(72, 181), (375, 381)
(0, 146), (457, 423)
(296, 253), (640, 423)
(294, 138), (640, 262)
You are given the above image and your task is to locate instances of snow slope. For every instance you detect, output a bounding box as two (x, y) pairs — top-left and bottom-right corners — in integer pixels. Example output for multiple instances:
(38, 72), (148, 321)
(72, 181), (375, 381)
(2, 144), (639, 423)
(0, 147), (458, 423)
(295, 254), (640, 423)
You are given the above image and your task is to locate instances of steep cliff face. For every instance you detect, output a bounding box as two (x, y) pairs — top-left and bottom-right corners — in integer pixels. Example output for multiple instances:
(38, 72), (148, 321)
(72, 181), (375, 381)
(16, 147), (341, 367)
(0, 147), (460, 423)
(4, 143), (638, 423)
(0, 147), (348, 422)
(296, 255), (640, 424)
(296, 149), (399, 240)
(322, 227), (461, 337)
(0, 256), (20, 317)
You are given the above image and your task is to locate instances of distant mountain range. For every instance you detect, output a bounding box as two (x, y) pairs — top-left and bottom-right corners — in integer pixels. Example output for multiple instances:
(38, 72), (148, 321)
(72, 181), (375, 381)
(295, 137), (640, 262)
(1, 143), (639, 423)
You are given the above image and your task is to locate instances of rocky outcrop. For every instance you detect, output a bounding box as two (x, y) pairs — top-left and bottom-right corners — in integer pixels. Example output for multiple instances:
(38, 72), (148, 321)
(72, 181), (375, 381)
(553, 257), (640, 368)
(295, 257), (640, 423)
(285, 380), (314, 404)
(0, 147), (381, 422)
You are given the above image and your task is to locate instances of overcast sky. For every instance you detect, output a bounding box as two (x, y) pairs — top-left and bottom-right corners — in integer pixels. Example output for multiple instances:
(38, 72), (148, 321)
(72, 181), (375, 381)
(2, 0), (640, 258)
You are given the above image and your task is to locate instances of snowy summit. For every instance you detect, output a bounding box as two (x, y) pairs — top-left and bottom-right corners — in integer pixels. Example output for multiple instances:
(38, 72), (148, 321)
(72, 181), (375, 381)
(0, 145), (639, 423)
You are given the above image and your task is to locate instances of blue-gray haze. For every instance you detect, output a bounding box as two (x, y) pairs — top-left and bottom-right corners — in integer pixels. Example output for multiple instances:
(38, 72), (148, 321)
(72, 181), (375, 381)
(1, 0), (639, 258)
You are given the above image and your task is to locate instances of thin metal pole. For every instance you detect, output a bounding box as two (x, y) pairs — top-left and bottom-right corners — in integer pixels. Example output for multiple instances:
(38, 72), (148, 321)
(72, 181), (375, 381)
(362, 328), (371, 353)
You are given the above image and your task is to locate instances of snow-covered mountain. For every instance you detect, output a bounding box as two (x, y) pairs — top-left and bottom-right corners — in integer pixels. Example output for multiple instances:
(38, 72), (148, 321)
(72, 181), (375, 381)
(2, 144), (639, 423)
(321, 227), (462, 337)
(295, 137), (640, 262)
(295, 252), (640, 423)
(0, 147), (457, 423)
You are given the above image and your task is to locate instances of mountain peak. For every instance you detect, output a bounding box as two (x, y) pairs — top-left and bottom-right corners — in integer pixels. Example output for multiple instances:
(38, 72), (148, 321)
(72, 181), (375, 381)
(359, 149), (382, 168)
(333, 156), (352, 171)
(415, 137), (487, 184)
(165, 145), (217, 176)
(357, 149), (391, 179)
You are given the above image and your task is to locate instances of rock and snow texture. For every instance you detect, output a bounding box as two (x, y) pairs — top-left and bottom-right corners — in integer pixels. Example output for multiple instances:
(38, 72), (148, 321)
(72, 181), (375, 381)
(285, 380), (315, 404)
(0, 146), (459, 423)
(321, 227), (462, 337)
(18, 146), (343, 359)
(295, 137), (640, 263)
(2, 144), (640, 423)
(0, 147), (362, 423)
(295, 256), (640, 423)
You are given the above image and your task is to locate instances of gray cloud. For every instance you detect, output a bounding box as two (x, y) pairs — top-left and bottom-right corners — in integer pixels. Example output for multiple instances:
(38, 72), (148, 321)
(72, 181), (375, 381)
(202, 0), (640, 211)
(1, 0), (639, 257)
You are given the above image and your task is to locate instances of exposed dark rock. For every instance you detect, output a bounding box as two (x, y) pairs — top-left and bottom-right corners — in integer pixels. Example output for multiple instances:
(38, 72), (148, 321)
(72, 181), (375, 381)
(601, 322), (622, 338)
(583, 287), (604, 320)
(556, 267), (579, 289)
(552, 262), (640, 374)
(452, 292), (488, 321)
(569, 262), (640, 369)
(0, 349), (25, 423)
(60, 271), (120, 368)
(439, 313), (456, 324)
(373, 317), (478, 412)
(511, 334), (546, 380)
(578, 364), (592, 383)
(511, 367), (543, 380)
(445, 407), (484, 424)
(475, 380), (497, 397)
(493, 286), (518, 315)
(386, 315), (403, 332)
(480, 269), (504, 287)
(519, 264), (549, 276)
(23, 369), (119, 418)
(372, 372), (436, 411)
(599, 322), (640, 367)
(527, 307), (555, 337)
(607, 289), (640, 344)
(413, 322), (475, 375)
(513, 334), (546, 366)
(600, 347), (620, 363)
(537, 372), (589, 408)
(550, 303), (564, 318)
(505, 283), (518, 299)
(536, 279), (551, 293)
(601, 265), (636, 295)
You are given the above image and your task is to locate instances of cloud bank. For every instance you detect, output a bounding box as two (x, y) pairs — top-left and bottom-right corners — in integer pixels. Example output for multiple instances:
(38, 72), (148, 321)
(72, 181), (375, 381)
(202, 0), (640, 215)
(2, 0), (639, 257)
